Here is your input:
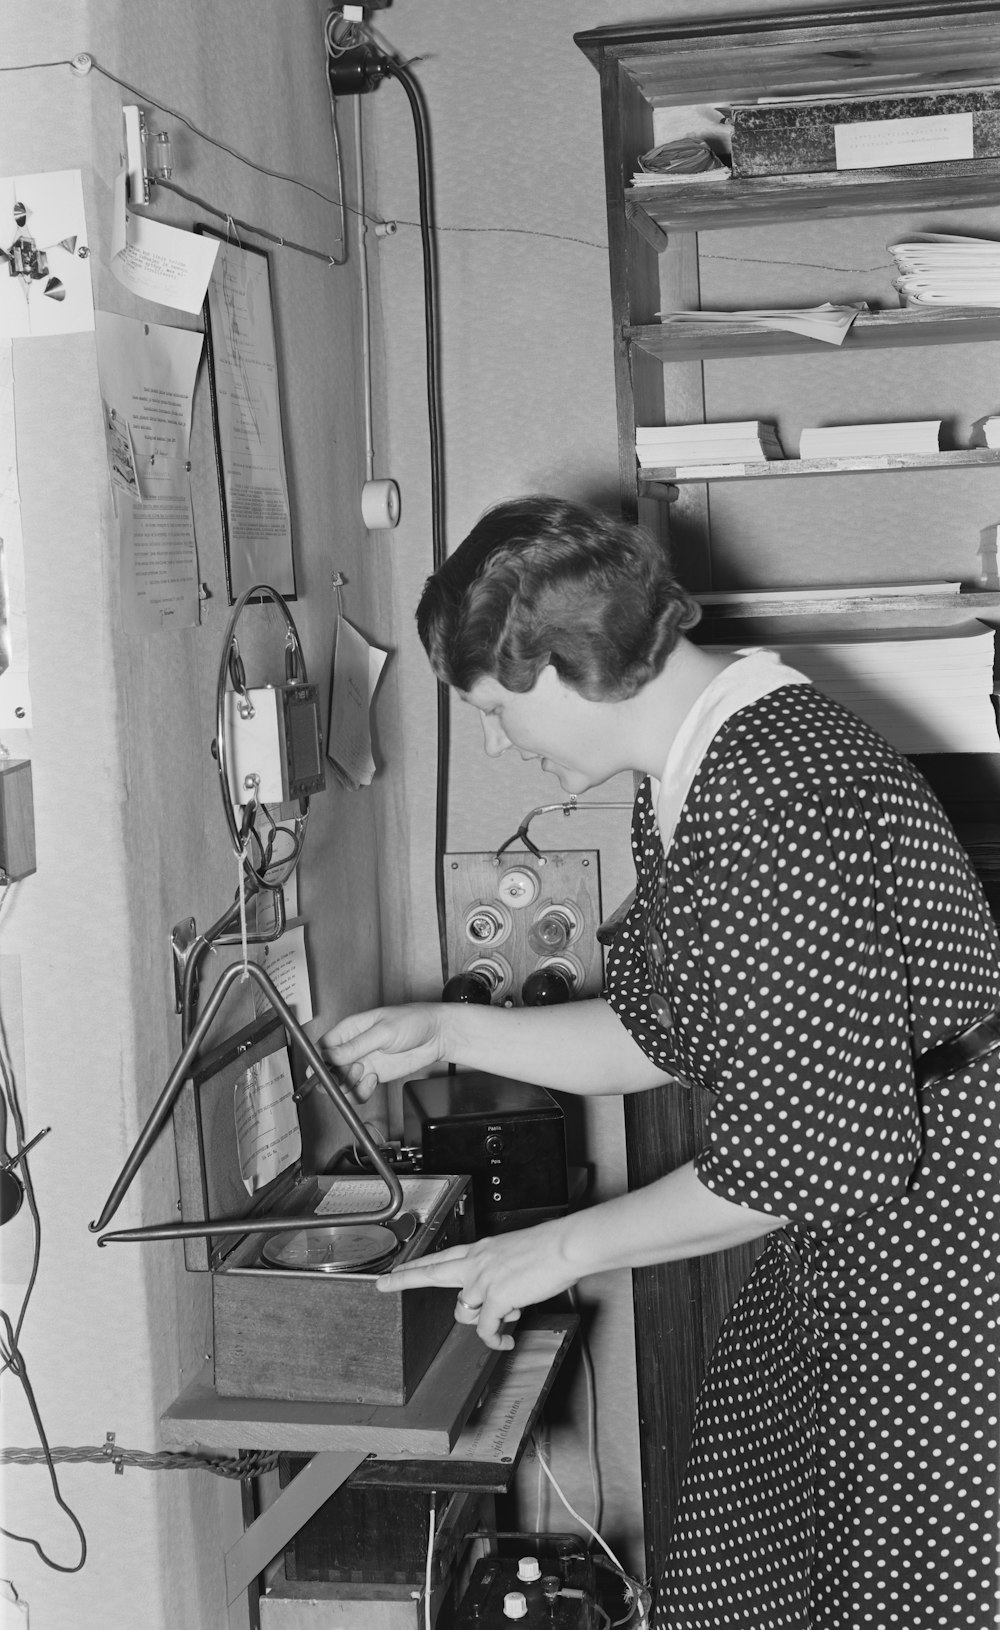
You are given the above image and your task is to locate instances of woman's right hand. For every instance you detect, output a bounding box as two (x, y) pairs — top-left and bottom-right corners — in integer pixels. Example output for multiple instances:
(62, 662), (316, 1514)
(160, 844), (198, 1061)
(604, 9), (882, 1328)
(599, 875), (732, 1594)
(319, 1004), (451, 1101)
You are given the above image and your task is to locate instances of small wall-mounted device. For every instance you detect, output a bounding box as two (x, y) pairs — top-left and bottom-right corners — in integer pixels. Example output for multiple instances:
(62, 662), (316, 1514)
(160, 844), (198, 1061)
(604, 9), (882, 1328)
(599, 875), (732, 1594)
(223, 683), (325, 805)
(0, 758), (36, 881)
(403, 1072), (569, 1236)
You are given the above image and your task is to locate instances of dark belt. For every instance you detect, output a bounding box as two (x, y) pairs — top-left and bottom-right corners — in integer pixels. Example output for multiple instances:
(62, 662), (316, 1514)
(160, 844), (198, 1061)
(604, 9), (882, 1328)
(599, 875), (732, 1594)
(915, 1009), (1000, 1088)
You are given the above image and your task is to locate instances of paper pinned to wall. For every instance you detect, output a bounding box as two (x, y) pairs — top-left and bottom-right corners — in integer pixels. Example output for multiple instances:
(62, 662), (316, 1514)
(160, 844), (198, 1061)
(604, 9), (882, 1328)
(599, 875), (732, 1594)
(327, 616), (389, 789)
(0, 170), (93, 339)
(251, 923), (314, 1027)
(110, 169), (220, 314)
(234, 1042), (301, 1195)
(0, 344), (30, 728)
(94, 310), (204, 632)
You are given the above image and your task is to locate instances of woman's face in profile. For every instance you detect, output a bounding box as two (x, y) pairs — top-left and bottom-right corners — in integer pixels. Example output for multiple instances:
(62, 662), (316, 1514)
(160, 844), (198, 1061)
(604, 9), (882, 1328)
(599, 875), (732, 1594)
(462, 666), (629, 795)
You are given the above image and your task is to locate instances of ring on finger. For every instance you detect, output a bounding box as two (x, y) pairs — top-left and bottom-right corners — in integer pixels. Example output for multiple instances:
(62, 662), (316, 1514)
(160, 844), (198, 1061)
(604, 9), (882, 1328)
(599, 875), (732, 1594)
(456, 1293), (483, 1313)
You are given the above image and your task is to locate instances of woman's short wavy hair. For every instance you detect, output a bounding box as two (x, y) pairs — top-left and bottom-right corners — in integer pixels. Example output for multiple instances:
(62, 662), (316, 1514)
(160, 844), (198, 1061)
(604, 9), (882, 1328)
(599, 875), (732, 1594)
(415, 496), (702, 701)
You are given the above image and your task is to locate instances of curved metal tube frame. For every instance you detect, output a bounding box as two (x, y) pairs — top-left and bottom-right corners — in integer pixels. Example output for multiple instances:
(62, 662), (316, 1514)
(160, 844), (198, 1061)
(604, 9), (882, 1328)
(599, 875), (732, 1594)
(90, 959), (403, 1246)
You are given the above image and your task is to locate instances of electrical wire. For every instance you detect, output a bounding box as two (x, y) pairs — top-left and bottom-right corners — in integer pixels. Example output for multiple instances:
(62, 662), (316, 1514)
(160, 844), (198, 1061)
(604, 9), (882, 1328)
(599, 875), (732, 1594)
(0, 1314), (87, 1573)
(150, 179), (344, 265)
(567, 1284), (603, 1533)
(89, 58), (346, 212)
(381, 56), (451, 987)
(531, 1437), (652, 1630)
(1, 1443), (279, 1478)
(423, 1490), (437, 1630)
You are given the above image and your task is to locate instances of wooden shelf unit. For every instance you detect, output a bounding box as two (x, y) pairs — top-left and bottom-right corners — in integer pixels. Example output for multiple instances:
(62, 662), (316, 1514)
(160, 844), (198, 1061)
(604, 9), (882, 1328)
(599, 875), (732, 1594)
(576, 0), (1000, 1588)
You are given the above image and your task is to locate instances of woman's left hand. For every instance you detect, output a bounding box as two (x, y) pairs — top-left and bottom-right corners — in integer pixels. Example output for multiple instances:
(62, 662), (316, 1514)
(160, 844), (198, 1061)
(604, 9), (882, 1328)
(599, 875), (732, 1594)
(375, 1218), (577, 1351)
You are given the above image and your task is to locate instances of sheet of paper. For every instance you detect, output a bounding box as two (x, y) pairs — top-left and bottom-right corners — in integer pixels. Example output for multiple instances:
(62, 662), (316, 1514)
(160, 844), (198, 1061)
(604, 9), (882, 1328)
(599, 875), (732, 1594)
(94, 311), (204, 632)
(203, 237), (295, 597)
(0, 344), (30, 728)
(447, 1329), (565, 1463)
(109, 183), (220, 314)
(835, 111), (973, 170)
(0, 170), (94, 338)
(327, 616), (389, 788)
(233, 1043), (301, 1195)
(252, 923), (313, 1027)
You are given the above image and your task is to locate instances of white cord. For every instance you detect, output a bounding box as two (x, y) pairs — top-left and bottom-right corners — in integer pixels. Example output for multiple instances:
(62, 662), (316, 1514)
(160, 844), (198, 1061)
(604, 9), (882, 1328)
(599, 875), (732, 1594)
(423, 1494), (437, 1630)
(532, 1438), (631, 1587)
(567, 1284), (603, 1531)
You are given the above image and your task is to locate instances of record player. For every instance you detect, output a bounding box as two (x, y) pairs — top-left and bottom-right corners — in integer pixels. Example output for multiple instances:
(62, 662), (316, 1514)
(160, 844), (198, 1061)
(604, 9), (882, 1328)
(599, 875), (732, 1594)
(170, 1013), (474, 1407)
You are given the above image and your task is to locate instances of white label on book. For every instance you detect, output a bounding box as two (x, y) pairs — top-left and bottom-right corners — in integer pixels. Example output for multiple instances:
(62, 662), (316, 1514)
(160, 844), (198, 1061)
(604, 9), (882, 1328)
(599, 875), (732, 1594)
(834, 112), (974, 171)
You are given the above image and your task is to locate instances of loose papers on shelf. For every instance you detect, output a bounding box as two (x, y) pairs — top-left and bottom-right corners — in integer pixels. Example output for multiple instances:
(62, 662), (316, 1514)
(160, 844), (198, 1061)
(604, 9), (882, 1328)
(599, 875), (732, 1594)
(708, 622), (999, 755)
(654, 303), (867, 345)
(888, 231), (1000, 307)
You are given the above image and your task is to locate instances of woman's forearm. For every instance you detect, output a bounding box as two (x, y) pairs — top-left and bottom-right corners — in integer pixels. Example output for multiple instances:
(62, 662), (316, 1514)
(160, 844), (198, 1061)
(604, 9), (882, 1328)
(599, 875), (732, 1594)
(441, 995), (674, 1096)
(557, 1159), (788, 1275)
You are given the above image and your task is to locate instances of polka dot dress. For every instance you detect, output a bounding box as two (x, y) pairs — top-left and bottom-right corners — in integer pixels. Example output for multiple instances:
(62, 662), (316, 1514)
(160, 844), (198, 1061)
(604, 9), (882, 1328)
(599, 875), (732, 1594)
(603, 684), (1000, 1629)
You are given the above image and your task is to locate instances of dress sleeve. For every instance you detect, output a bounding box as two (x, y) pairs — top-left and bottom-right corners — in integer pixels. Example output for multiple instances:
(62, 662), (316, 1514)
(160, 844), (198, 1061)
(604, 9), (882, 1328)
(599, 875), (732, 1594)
(691, 785), (924, 1227)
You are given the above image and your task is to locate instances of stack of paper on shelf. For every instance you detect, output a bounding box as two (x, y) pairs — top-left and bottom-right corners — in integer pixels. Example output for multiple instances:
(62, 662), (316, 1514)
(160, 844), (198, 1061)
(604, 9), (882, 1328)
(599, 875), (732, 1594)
(887, 232), (1000, 307)
(708, 622), (998, 754)
(799, 420), (941, 458)
(654, 303), (867, 345)
(636, 421), (784, 469)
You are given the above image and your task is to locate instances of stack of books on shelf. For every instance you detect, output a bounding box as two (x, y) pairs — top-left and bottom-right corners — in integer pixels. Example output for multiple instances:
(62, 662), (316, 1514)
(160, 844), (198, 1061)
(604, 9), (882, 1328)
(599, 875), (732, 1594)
(888, 232), (1000, 308)
(636, 421), (784, 470)
(799, 420), (941, 459)
(708, 622), (998, 755)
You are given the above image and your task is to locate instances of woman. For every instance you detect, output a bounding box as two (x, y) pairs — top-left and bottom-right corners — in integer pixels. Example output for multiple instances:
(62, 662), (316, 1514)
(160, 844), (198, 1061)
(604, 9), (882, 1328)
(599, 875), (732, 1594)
(322, 496), (1000, 1629)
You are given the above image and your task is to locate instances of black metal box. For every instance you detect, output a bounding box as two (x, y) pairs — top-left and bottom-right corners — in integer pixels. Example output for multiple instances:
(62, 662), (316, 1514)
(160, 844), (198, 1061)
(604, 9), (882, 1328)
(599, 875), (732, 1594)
(404, 1073), (569, 1236)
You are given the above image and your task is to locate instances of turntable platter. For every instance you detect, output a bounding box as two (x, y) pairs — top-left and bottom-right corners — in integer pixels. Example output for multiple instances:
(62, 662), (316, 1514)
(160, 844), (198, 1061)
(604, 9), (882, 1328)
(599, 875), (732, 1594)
(260, 1223), (399, 1275)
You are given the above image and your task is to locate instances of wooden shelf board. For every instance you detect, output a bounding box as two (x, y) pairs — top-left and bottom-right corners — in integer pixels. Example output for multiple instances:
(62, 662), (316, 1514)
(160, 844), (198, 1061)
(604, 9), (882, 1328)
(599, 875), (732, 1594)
(159, 1321), (501, 1456)
(626, 161), (1000, 234)
(640, 450), (1000, 483)
(696, 590), (1000, 619)
(630, 308), (1000, 363)
(159, 1315), (576, 1462)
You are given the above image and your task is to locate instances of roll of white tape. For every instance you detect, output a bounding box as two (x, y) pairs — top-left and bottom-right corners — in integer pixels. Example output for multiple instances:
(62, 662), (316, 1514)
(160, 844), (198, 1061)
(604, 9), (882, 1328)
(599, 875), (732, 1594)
(361, 478), (401, 530)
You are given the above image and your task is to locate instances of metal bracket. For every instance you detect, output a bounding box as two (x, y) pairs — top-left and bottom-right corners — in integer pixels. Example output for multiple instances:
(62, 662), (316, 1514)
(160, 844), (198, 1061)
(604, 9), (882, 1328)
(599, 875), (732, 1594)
(122, 105), (150, 206)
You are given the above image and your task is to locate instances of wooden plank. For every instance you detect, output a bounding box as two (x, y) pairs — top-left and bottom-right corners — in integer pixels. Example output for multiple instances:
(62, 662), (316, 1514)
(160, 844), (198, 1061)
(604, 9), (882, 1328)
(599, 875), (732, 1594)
(698, 590), (1000, 618)
(640, 450), (1000, 482)
(629, 161), (1000, 235)
(577, 5), (1000, 106)
(624, 1083), (704, 1579)
(225, 1451), (367, 1605)
(630, 308), (1000, 364)
(160, 1323), (499, 1455)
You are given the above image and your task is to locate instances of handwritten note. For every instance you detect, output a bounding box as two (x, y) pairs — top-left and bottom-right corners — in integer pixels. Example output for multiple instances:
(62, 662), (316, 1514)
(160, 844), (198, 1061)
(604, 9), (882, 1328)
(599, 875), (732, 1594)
(110, 173), (220, 313)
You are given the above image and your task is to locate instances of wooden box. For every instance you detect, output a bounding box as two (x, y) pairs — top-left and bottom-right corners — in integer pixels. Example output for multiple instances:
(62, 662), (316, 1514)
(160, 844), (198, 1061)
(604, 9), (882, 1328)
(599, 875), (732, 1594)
(171, 1014), (474, 1406)
(731, 89), (1000, 177)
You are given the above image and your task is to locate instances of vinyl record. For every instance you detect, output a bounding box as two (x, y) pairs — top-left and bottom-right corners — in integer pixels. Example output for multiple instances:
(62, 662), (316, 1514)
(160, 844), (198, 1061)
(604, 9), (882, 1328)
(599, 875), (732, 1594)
(260, 1223), (399, 1275)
